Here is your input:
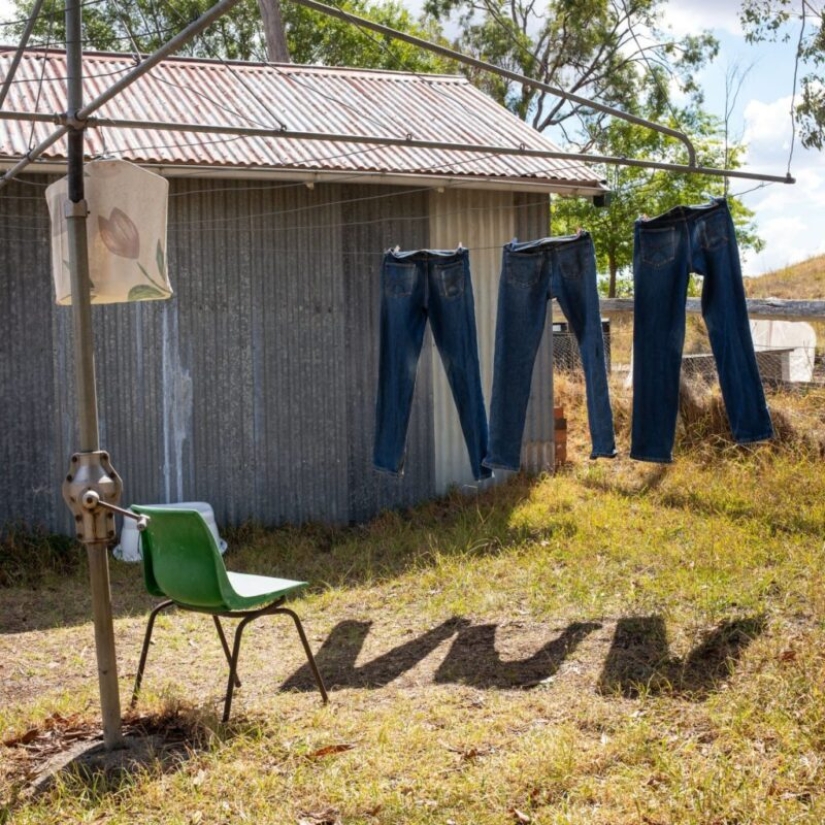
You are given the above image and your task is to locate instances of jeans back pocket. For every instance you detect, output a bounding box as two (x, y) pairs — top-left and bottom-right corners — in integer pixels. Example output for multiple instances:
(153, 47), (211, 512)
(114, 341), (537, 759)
(505, 252), (543, 290)
(435, 260), (466, 300)
(557, 244), (590, 282)
(640, 226), (677, 268)
(697, 210), (729, 251)
(383, 262), (417, 298)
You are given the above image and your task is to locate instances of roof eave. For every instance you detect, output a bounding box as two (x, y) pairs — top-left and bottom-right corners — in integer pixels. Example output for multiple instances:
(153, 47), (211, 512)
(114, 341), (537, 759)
(0, 158), (609, 196)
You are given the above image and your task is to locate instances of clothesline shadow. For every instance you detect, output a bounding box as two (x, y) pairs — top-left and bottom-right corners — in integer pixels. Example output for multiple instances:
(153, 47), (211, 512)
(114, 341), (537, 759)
(282, 613), (763, 699)
(281, 617), (601, 692)
(596, 614), (767, 700)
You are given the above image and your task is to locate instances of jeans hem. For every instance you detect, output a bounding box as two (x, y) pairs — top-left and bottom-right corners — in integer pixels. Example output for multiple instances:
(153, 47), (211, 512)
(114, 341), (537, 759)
(629, 453), (673, 464)
(734, 431), (774, 445)
(482, 459), (520, 472)
(373, 463), (404, 478)
(589, 449), (618, 460)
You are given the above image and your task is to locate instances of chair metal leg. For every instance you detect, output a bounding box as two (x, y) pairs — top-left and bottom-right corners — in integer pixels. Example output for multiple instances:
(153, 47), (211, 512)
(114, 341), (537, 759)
(213, 616), (241, 688)
(131, 599), (175, 709)
(275, 607), (329, 704)
(223, 615), (256, 723)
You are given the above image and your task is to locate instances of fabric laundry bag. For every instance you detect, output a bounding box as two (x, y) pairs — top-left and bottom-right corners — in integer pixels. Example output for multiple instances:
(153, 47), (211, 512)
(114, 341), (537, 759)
(47, 159), (172, 304)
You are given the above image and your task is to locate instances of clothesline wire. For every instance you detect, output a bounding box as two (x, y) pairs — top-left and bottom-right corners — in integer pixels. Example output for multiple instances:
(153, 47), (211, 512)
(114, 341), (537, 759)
(786, 2), (807, 177)
(0, 175), (772, 245)
(0, 144), (773, 235)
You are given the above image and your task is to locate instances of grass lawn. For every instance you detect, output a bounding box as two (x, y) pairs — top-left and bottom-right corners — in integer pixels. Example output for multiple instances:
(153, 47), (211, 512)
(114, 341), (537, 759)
(2, 379), (825, 824)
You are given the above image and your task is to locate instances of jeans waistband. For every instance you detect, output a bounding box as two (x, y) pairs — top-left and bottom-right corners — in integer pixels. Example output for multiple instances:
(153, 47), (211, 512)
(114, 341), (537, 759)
(385, 247), (467, 264)
(636, 197), (728, 230)
(505, 232), (591, 255)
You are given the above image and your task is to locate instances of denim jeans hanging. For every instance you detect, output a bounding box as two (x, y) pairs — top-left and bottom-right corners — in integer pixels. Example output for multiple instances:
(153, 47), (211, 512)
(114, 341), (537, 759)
(485, 233), (617, 471)
(631, 198), (773, 462)
(373, 247), (491, 481)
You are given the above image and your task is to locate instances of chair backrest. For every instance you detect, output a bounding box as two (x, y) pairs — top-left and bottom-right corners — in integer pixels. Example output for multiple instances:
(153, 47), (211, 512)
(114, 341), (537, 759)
(130, 505), (233, 609)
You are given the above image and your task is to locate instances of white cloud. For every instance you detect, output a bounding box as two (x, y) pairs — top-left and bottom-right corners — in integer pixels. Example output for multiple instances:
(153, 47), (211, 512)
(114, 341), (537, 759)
(735, 90), (825, 275)
(662, 3), (743, 37)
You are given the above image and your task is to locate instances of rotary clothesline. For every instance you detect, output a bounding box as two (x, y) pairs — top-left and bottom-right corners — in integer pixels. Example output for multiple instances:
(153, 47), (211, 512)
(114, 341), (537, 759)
(0, 0), (799, 191)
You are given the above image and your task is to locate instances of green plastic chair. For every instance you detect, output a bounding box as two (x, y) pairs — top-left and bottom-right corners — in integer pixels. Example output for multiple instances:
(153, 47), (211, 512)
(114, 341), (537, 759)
(129, 505), (328, 721)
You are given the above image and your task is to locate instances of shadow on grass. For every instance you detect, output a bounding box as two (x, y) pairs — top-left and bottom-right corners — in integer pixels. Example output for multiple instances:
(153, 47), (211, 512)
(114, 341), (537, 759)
(0, 707), (218, 817)
(282, 617), (602, 691)
(596, 614), (767, 700)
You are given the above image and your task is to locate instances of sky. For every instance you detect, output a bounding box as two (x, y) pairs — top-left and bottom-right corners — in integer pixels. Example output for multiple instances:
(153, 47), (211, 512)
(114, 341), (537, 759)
(661, 1), (825, 276)
(0, 0), (822, 277)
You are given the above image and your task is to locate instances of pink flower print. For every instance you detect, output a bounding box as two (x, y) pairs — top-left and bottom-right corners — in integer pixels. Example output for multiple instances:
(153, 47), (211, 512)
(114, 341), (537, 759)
(99, 208), (140, 259)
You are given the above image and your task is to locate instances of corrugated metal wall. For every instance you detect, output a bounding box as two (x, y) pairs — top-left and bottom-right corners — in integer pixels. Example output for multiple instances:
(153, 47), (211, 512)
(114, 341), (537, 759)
(0, 176), (437, 534)
(0, 176), (556, 536)
(0, 176), (62, 531)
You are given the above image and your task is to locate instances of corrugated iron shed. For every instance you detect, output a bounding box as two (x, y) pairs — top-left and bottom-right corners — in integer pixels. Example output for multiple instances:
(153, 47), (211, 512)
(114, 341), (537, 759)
(0, 48), (606, 194)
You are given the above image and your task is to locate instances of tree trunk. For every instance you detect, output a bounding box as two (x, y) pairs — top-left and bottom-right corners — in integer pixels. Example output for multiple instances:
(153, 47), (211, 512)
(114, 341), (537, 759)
(608, 255), (617, 299)
(257, 0), (290, 63)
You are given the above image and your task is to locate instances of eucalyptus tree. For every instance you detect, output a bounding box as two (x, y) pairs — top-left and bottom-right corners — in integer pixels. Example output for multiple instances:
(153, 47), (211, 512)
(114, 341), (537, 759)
(550, 109), (763, 297)
(7, 0), (451, 71)
(421, 0), (719, 147)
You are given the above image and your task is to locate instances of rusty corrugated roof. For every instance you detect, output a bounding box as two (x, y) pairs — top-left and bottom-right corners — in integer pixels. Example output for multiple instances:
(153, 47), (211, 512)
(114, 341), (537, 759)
(0, 48), (606, 191)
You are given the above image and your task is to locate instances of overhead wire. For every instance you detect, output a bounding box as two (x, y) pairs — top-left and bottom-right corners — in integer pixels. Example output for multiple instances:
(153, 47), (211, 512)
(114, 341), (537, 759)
(786, 0), (807, 176)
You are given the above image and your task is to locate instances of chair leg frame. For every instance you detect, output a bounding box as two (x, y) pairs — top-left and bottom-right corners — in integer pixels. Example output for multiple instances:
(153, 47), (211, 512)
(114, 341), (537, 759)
(132, 597), (329, 723)
(131, 599), (174, 710)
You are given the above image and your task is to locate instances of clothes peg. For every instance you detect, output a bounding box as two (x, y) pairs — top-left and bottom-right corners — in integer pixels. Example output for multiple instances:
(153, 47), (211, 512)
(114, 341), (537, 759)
(393, 244), (401, 253)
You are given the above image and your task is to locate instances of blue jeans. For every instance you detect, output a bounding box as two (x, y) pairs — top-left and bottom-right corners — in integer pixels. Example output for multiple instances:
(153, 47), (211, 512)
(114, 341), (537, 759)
(485, 233), (617, 470)
(373, 248), (491, 481)
(631, 198), (773, 462)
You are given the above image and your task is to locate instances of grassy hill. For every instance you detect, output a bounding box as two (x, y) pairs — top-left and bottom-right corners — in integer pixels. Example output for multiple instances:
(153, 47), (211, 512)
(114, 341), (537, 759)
(745, 253), (825, 299)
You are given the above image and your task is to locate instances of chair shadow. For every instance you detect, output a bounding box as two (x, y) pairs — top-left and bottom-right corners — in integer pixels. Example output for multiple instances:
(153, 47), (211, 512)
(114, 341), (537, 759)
(596, 614), (767, 700)
(282, 617), (601, 692)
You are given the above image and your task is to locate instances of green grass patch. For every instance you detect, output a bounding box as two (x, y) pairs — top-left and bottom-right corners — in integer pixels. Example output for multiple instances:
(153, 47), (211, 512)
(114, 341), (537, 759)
(3, 412), (825, 824)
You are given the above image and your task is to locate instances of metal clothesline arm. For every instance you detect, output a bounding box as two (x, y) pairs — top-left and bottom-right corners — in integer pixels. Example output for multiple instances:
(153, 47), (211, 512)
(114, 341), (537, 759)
(0, 0), (245, 191)
(0, 110), (796, 185)
(0, 0), (47, 110)
(289, 0), (699, 166)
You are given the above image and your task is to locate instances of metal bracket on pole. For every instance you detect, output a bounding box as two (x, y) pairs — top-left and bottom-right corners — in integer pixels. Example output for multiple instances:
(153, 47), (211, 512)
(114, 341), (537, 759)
(62, 451), (123, 544)
(64, 198), (88, 219)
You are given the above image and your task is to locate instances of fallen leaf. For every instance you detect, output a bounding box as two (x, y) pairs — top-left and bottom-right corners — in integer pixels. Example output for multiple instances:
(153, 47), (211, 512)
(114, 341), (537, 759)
(306, 743), (355, 760)
(297, 808), (341, 825)
(779, 649), (797, 662)
(192, 768), (207, 787)
(511, 809), (531, 823)
(3, 728), (39, 747)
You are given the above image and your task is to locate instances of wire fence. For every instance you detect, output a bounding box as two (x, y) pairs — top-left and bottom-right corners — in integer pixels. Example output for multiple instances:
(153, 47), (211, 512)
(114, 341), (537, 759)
(552, 315), (825, 392)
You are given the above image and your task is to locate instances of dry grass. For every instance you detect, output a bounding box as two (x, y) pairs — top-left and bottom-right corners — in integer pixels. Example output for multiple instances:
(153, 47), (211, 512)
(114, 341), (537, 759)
(2, 377), (825, 824)
(744, 254), (825, 300)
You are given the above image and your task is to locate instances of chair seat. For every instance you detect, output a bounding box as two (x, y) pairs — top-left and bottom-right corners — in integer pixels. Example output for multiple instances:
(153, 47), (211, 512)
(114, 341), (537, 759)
(226, 571), (307, 604)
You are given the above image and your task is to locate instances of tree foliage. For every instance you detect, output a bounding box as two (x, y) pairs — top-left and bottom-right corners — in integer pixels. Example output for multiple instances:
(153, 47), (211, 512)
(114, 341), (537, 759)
(740, 0), (825, 150)
(9, 0), (451, 72)
(421, 0), (718, 147)
(550, 108), (764, 297)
